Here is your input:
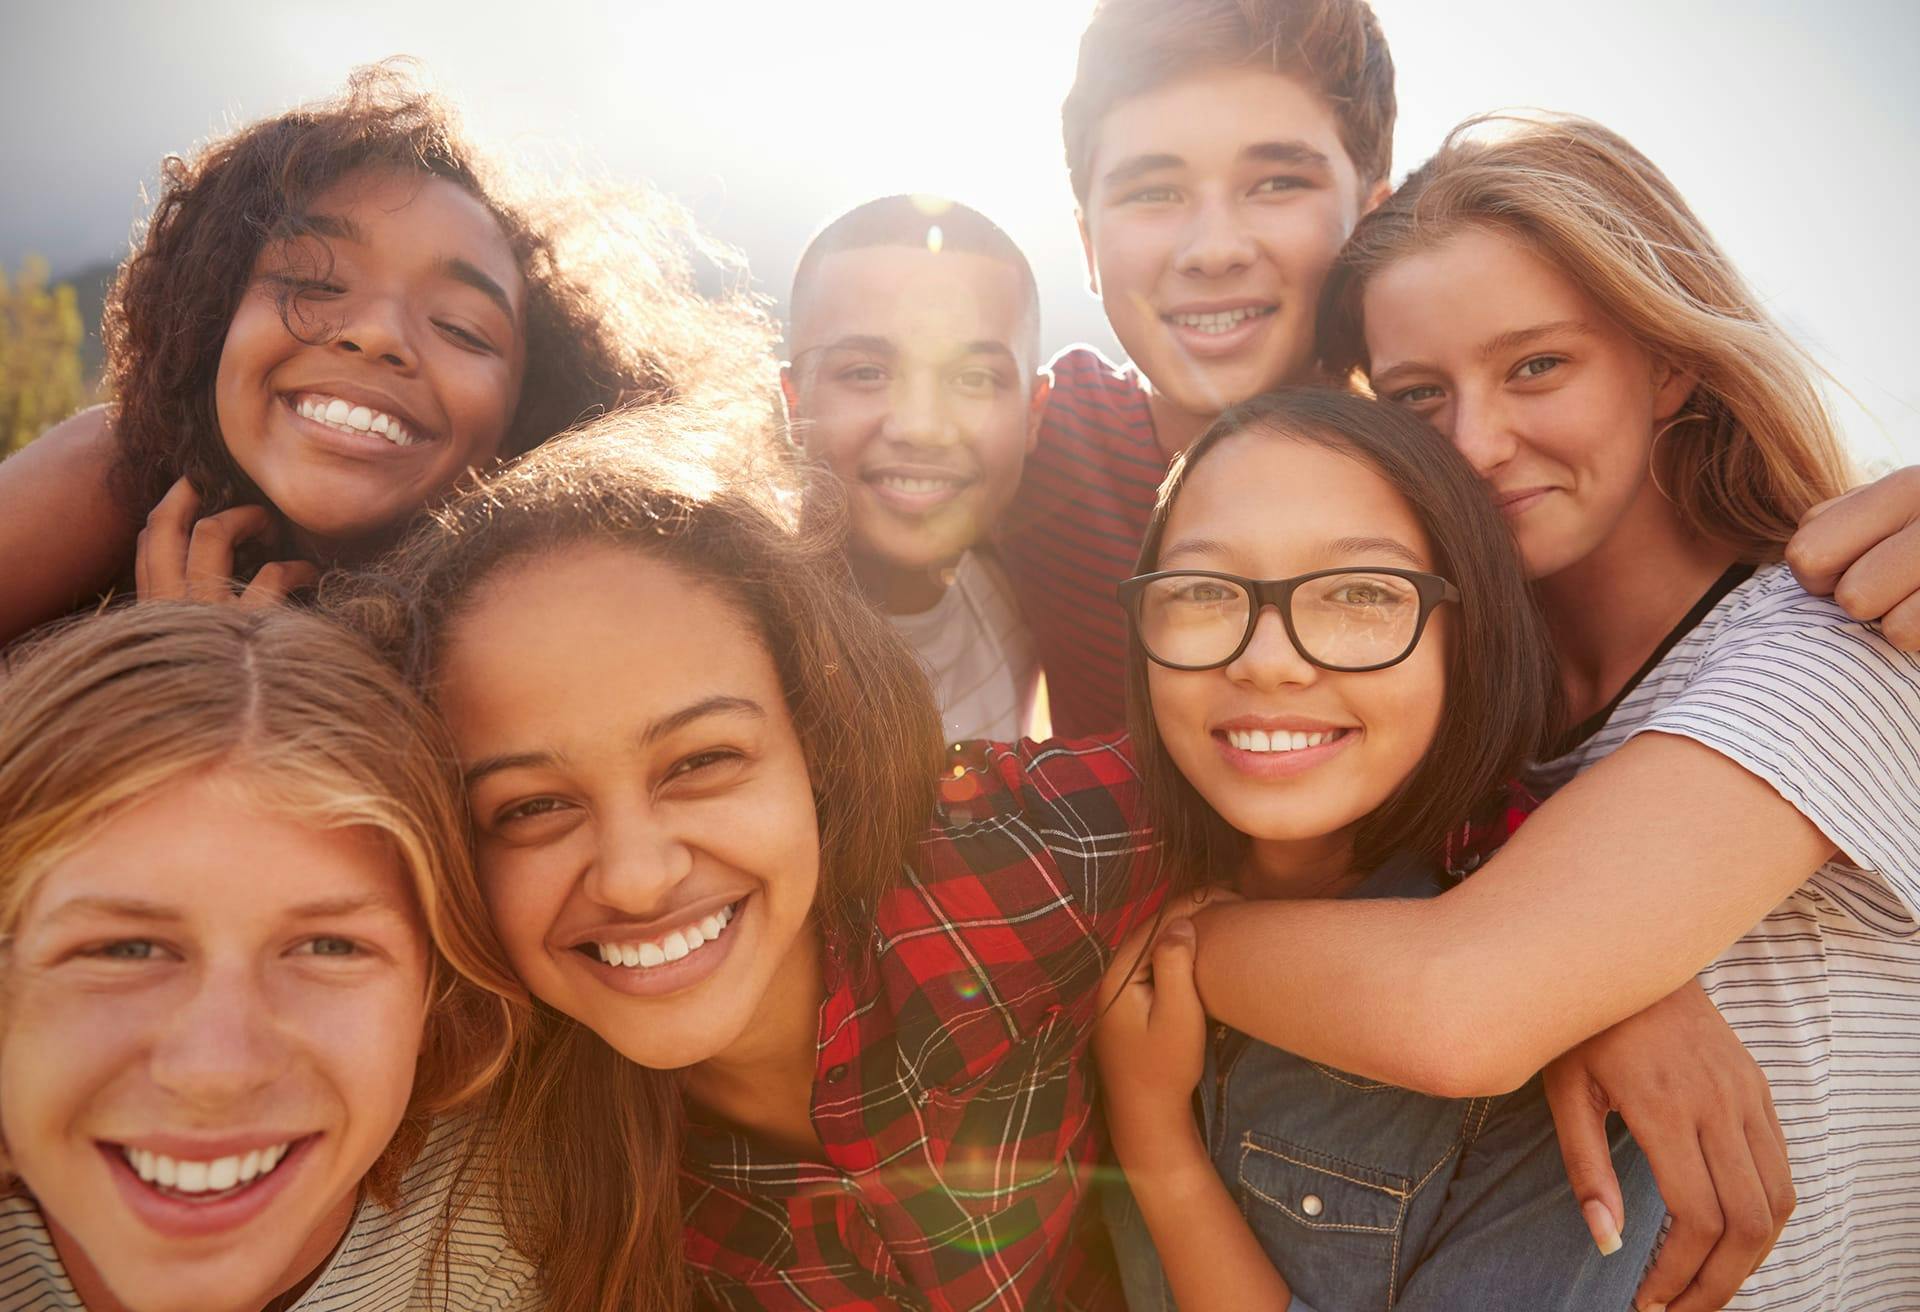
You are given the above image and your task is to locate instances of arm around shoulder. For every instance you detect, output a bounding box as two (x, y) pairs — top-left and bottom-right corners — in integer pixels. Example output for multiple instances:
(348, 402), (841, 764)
(0, 405), (138, 643)
(1190, 732), (1836, 1097)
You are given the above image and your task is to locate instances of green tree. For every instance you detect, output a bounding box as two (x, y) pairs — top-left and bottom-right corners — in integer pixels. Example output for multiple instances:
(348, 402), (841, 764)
(1, 256), (95, 457)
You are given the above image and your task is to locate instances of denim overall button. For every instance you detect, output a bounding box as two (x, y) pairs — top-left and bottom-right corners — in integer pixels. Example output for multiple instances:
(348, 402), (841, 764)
(1301, 1194), (1324, 1217)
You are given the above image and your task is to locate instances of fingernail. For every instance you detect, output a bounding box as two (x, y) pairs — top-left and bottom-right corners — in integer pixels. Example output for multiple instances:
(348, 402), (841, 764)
(1639, 1304), (1666, 1312)
(1583, 1199), (1623, 1255)
(1163, 919), (1195, 945)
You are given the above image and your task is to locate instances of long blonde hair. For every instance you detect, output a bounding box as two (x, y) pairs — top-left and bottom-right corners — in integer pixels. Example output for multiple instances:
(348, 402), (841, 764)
(0, 604), (524, 1200)
(1319, 112), (1854, 560)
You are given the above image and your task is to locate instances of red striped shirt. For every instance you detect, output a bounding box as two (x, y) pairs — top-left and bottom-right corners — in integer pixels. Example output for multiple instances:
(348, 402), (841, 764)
(1000, 348), (1170, 738)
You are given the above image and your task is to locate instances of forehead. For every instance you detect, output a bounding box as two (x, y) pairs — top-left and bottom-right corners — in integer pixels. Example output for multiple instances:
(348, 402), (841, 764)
(1090, 65), (1355, 179)
(1362, 227), (1602, 357)
(1164, 431), (1431, 568)
(793, 246), (1032, 358)
(436, 544), (785, 757)
(20, 771), (412, 929)
(292, 169), (525, 309)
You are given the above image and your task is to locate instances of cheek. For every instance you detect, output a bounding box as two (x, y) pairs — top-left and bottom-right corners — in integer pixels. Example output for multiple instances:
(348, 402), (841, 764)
(0, 981), (152, 1143)
(476, 849), (570, 975)
(440, 354), (522, 465)
(294, 980), (427, 1115)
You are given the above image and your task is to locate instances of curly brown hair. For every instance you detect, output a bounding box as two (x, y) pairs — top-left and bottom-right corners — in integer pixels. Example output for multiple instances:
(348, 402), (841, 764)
(103, 61), (776, 537)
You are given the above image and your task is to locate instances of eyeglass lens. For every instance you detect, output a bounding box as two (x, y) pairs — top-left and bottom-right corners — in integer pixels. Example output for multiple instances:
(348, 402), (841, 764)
(1136, 572), (1425, 669)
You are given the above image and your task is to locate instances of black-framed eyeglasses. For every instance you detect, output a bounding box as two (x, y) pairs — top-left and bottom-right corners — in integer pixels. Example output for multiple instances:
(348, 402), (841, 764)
(1116, 567), (1461, 673)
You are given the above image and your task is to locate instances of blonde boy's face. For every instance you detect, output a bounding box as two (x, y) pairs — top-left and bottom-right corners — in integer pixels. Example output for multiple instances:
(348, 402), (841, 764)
(1080, 67), (1380, 428)
(784, 246), (1046, 582)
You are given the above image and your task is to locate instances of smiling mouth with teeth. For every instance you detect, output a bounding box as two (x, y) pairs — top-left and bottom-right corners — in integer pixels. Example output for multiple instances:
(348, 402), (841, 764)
(118, 1138), (301, 1201)
(581, 901), (739, 970)
(1223, 727), (1349, 754)
(1165, 306), (1278, 335)
(290, 392), (419, 446)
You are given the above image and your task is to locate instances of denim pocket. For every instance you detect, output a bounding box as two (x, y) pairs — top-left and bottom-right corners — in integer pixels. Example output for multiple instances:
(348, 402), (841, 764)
(1236, 1131), (1411, 1308)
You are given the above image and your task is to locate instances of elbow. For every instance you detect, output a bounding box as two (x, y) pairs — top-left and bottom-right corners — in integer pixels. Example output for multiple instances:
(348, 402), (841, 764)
(1392, 1039), (1537, 1100)
(1371, 953), (1546, 1098)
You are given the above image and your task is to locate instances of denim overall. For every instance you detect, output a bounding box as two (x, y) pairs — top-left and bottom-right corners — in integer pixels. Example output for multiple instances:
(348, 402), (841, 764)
(1104, 853), (1664, 1311)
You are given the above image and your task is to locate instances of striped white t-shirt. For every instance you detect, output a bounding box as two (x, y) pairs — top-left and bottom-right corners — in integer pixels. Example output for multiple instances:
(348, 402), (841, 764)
(1533, 563), (1920, 1311)
(0, 1114), (540, 1312)
(889, 549), (1046, 745)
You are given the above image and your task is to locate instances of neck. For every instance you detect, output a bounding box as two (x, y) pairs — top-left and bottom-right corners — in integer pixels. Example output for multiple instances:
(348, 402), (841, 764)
(1534, 487), (1741, 726)
(1237, 829), (1365, 901)
(682, 920), (828, 1158)
(849, 550), (953, 616)
(48, 1186), (357, 1312)
(1144, 392), (1212, 463)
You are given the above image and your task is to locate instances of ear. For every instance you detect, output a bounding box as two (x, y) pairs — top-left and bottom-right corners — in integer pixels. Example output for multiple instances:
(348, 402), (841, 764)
(1651, 357), (1699, 422)
(1360, 176), (1392, 219)
(778, 362), (800, 418)
(1025, 370), (1052, 454)
(1076, 209), (1101, 298)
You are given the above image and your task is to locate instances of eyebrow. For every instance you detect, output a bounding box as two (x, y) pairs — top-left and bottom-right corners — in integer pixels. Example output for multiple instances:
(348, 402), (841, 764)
(440, 257), (518, 322)
(1326, 535), (1425, 568)
(805, 337), (1018, 366)
(40, 894), (406, 925)
(463, 695), (765, 787)
(1478, 320), (1593, 361)
(1101, 152), (1185, 190)
(1156, 536), (1233, 567)
(1244, 140), (1332, 169)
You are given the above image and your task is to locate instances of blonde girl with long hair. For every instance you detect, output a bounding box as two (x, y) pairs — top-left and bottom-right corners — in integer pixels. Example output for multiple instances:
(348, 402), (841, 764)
(0, 604), (531, 1312)
(1141, 114), (1920, 1312)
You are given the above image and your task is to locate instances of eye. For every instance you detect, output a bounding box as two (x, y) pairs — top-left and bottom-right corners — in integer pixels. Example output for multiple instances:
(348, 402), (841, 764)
(90, 939), (159, 961)
(1388, 383), (1445, 408)
(436, 320), (495, 352)
(838, 363), (888, 387)
(297, 937), (361, 958)
(1168, 578), (1239, 604)
(1122, 184), (1179, 205)
(495, 796), (569, 825)
(951, 367), (1000, 394)
(1250, 175), (1309, 195)
(666, 747), (744, 780)
(1511, 355), (1564, 381)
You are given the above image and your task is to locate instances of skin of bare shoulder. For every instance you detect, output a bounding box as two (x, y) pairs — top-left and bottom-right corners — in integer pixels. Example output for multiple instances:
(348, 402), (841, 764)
(0, 405), (138, 643)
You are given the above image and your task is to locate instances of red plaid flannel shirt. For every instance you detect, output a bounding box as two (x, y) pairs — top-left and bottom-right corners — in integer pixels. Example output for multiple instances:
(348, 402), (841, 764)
(683, 735), (1161, 1311)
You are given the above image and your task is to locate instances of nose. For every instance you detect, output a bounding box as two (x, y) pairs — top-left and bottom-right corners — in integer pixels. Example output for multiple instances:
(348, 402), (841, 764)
(880, 371), (961, 448)
(148, 966), (291, 1108)
(1445, 388), (1520, 478)
(1225, 606), (1319, 691)
(332, 292), (417, 371)
(1175, 194), (1257, 280)
(584, 805), (696, 915)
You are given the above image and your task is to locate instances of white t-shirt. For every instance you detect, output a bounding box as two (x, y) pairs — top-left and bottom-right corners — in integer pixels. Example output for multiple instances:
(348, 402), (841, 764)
(0, 1114), (540, 1312)
(889, 550), (1045, 744)
(1534, 563), (1920, 1312)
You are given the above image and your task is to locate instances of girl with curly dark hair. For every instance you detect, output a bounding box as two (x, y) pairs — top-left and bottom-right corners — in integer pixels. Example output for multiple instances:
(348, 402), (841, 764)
(0, 62), (774, 645)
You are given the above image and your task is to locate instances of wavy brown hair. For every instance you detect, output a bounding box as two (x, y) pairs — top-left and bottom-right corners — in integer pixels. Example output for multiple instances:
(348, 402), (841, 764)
(103, 61), (775, 538)
(1318, 113), (1853, 561)
(0, 603), (523, 1206)
(1126, 389), (1562, 891)
(328, 400), (945, 1312)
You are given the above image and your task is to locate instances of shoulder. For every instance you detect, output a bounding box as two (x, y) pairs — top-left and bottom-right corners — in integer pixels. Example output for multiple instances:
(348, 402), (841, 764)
(1680, 563), (1920, 695)
(1040, 346), (1151, 432)
(928, 733), (1142, 840)
(0, 1191), (79, 1312)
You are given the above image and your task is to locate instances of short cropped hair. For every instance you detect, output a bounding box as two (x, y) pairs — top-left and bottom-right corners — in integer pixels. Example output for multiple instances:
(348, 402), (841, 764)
(1062, 0), (1396, 205)
(789, 194), (1040, 354)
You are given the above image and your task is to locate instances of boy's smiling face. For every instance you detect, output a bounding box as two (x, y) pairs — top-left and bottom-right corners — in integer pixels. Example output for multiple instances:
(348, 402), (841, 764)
(1079, 67), (1384, 437)
(783, 245), (1046, 609)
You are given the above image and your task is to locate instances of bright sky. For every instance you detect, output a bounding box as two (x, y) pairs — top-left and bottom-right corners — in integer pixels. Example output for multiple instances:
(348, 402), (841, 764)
(4, 0), (1915, 464)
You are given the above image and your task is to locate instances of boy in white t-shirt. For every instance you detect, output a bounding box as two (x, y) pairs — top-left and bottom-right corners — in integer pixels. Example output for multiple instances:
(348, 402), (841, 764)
(782, 195), (1052, 742)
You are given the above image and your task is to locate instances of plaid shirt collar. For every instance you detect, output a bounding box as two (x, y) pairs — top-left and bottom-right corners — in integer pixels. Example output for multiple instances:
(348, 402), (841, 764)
(683, 737), (1154, 1311)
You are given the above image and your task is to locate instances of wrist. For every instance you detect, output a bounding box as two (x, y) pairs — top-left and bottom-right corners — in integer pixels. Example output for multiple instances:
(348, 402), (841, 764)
(1108, 1101), (1208, 1171)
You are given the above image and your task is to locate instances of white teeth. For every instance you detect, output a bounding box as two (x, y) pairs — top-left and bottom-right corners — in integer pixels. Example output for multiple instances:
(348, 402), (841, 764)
(1168, 306), (1274, 334)
(1225, 728), (1341, 754)
(121, 1140), (296, 1196)
(877, 476), (957, 495)
(592, 902), (741, 971)
(293, 393), (416, 447)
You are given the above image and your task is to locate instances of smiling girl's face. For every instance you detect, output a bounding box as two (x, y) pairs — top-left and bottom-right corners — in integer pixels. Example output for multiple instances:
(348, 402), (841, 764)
(437, 543), (822, 1072)
(0, 769), (429, 1312)
(1358, 226), (1694, 583)
(1147, 430), (1449, 883)
(214, 168), (529, 553)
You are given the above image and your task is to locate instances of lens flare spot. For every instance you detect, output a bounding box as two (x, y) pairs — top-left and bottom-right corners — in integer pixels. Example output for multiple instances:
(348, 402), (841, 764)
(952, 976), (982, 1001)
(926, 224), (944, 255)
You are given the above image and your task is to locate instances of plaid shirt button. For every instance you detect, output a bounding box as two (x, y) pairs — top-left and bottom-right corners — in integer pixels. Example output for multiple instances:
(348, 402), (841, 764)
(825, 1063), (850, 1082)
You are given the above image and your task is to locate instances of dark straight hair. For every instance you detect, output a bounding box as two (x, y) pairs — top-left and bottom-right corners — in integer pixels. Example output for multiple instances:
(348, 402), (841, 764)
(1124, 388), (1562, 893)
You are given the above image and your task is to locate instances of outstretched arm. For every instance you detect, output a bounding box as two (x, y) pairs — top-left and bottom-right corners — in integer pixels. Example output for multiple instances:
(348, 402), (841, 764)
(0, 406), (137, 643)
(1189, 732), (1833, 1097)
